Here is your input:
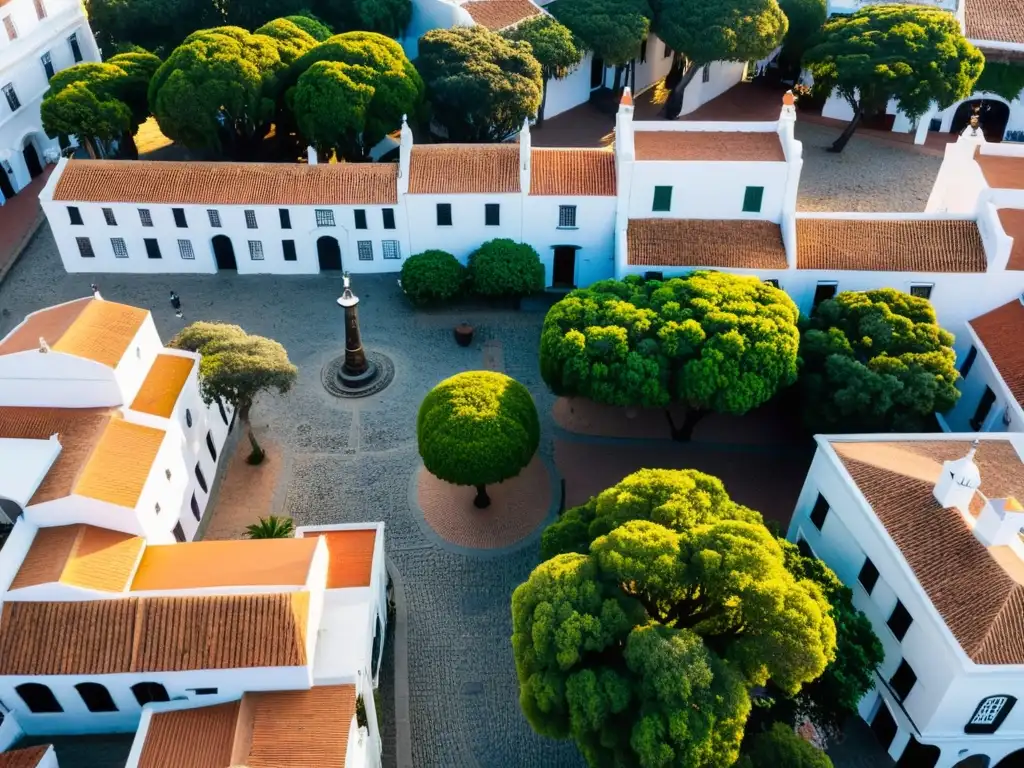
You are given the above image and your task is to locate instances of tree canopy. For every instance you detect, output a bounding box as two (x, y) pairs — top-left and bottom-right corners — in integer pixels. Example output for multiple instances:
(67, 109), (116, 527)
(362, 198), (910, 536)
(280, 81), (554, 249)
(799, 288), (960, 433)
(86, 0), (221, 56)
(417, 26), (543, 142)
(740, 723), (834, 768)
(540, 273), (800, 438)
(777, 0), (826, 65)
(549, 0), (648, 69)
(468, 239), (545, 298)
(803, 4), (983, 151)
(254, 18), (319, 65)
(284, 13), (333, 41)
(504, 15), (583, 125)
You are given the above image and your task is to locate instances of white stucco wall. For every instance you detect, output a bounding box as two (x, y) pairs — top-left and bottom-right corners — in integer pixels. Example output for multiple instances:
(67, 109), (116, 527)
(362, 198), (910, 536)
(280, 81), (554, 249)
(678, 60), (747, 117)
(523, 194), (616, 286)
(403, 191), (522, 261)
(944, 323), (1024, 434)
(0, 350), (120, 406)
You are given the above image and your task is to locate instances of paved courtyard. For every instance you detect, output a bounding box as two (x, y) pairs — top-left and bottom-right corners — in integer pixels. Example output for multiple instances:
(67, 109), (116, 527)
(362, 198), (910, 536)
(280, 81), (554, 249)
(0, 226), (888, 768)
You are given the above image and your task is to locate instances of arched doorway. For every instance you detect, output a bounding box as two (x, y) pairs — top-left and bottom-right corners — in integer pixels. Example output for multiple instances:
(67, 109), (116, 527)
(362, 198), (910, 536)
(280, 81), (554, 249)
(0, 497), (22, 522)
(997, 750), (1024, 767)
(211, 235), (236, 270)
(21, 137), (42, 179)
(317, 236), (342, 271)
(950, 99), (1010, 142)
(0, 163), (14, 201)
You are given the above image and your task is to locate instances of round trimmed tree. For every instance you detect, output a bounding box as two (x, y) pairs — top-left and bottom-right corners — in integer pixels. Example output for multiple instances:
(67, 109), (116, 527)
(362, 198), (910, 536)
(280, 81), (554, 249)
(469, 239), (545, 298)
(400, 250), (466, 306)
(417, 371), (540, 508)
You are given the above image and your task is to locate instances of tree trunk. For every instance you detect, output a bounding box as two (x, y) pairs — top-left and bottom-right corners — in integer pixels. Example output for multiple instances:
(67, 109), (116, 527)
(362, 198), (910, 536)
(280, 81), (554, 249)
(613, 65), (625, 100)
(662, 62), (700, 120)
(83, 137), (98, 159)
(537, 75), (549, 128)
(829, 105), (863, 153)
(120, 131), (139, 160)
(629, 59), (636, 94)
(665, 407), (709, 442)
(664, 53), (684, 90)
(239, 402), (264, 464)
(473, 484), (491, 509)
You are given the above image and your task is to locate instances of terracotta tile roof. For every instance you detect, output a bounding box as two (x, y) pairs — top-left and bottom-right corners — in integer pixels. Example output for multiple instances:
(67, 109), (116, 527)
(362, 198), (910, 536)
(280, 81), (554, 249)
(139, 701), (240, 768)
(0, 746), (49, 768)
(795, 218), (987, 272)
(964, 0), (1024, 44)
(633, 131), (785, 162)
(462, 0), (541, 29)
(977, 153), (1024, 190)
(53, 160), (399, 205)
(10, 524), (143, 592)
(627, 219), (788, 270)
(0, 592), (309, 675)
(130, 355), (195, 418)
(0, 407), (116, 505)
(74, 419), (166, 508)
(997, 208), (1024, 271)
(409, 145), (520, 194)
(0, 298), (148, 367)
(970, 299), (1024, 408)
(530, 149), (616, 196)
(302, 528), (377, 588)
(831, 438), (1024, 664)
(131, 537), (319, 592)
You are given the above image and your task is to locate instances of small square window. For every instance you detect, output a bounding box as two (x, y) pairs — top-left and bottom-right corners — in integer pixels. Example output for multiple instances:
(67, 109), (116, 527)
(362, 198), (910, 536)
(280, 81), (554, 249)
(354, 209), (367, 230)
(41, 52), (54, 79)
(812, 282), (838, 309)
(558, 205), (577, 228)
(102, 207), (116, 226)
(68, 206), (83, 225)
(282, 240), (297, 261)
(436, 203), (452, 226)
(889, 660), (917, 702)
(76, 237), (94, 258)
(244, 210), (257, 229)
(316, 209), (335, 227)
(382, 208), (396, 230)
(702, 63), (711, 83)
(178, 239), (195, 260)
(2, 83), (20, 112)
(887, 600), (913, 642)
(910, 284), (933, 300)
(763, 279), (780, 288)
(248, 240), (264, 260)
(652, 186), (672, 212)
(139, 208), (153, 227)
(382, 240), (401, 260)
(207, 209), (221, 228)
(485, 203), (500, 226)
(858, 557), (879, 595)
(809, 493), (829, 530)
(960, 346), (978, 378)
(69, 32), (82, 62)
(111, 237), (128, 258)
(357, 241), (373, 261)
(742, 186), (764, 213)
(144, 238), (162, 259)
(279, 209), (291, 229)
(172, 208), (187, 228)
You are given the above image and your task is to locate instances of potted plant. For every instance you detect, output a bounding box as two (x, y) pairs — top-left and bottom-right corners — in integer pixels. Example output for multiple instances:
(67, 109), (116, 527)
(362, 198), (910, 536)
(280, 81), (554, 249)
(454, 323), (474, 347)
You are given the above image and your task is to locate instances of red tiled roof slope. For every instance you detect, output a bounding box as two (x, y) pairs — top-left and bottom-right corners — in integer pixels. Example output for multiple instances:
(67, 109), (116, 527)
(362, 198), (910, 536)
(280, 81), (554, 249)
(302, 529), (377, 588)
(138, 701), (240, 768)
(998, 208), (1024, 270)
(970, 299), (1024, 408)
(633, 131), (785, 162)
(627, 219), (788, 270)
(0, 746), (49, 768)
(409, 145), (520, 194)
(462, 0), (541, 29)
(965, 0), (1024, 45)
(977, 153), (1024, 190)
(530, 149), (615, 196)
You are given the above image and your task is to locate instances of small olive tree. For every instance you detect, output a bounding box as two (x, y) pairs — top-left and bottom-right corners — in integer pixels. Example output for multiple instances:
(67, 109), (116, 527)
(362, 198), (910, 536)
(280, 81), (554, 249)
(417, 371), (540, 508)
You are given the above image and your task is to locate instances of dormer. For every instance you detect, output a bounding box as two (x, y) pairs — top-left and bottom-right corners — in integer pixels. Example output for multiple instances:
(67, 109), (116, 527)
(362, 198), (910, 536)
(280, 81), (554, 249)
(933, 440), (982, 513)
(975, 496), (1024, 547)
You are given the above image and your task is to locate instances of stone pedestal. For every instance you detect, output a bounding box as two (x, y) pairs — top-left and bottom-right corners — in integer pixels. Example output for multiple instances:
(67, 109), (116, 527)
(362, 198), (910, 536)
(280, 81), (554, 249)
(336, 275), (379, 389)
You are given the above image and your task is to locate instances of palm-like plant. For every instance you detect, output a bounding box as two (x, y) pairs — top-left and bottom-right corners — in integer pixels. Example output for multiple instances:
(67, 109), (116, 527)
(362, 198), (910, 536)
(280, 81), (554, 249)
(245, 515), (295, 539)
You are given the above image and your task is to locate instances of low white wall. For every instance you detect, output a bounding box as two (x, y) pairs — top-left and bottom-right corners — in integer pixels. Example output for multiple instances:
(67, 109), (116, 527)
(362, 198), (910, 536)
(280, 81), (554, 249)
(679, 61), (746, 116)
(403, 192), (523, 261)
(523, 195), (616, 286)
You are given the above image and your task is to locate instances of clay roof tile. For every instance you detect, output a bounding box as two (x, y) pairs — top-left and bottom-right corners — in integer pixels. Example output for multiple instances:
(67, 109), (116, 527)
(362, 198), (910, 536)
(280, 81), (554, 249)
(964, 0), (1024, 45)
(530, 149), (615, 196)
(10, 524), (143, 592)
(301, 529), (377, 588)
(408, 144), (520, 194)
(0, 746), (50, 768)
(970, 299), (1024, 409)
(130, 354), (195, 418)
(462, 0), (541, 29)
(633, 131), (785, 162)
(627, 219), (788, 270)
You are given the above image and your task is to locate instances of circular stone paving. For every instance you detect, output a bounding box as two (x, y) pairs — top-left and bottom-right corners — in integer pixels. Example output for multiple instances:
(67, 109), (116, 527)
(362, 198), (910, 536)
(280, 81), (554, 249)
(417, 455), (553, 550)
(321, 350), (395, 398)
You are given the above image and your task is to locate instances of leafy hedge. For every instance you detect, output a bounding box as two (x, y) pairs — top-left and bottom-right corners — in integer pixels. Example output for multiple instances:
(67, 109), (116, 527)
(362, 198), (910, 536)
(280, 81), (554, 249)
(400, 250), (466, 306)
(468, 239), (545, 298)
(976, 61), (1024, 102)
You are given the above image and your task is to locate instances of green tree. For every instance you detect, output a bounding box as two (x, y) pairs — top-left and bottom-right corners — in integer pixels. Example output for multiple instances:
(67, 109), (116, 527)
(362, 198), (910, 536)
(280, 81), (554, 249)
(170, 322), (298, 462)
(799, 288), (960, 433)
(803, 5), (983, 152)
(417, 26), (543, 142)
(284, 13), (333, 41)
(549, 0), (648, 93)
(741, 723), (834, 768)
(400, 250), (466, 306)
(503, 15), (583, 126)
(469, 239), (545, 298)
(286, 32), (424, 160)
(540, 273), (800, 440)
(312, 0), (412, 39)
(85, 0), (221, 56)
(254, 18), (319, 65)
(777, 0), (826, 73)
(41, 64), (133, 159)
(246, 515), (296, 538)
(417, 371), (540, 508)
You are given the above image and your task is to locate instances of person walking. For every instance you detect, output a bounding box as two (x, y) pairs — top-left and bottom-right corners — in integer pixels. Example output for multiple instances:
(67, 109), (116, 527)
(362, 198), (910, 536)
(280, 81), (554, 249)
(169, 290), (183, 319)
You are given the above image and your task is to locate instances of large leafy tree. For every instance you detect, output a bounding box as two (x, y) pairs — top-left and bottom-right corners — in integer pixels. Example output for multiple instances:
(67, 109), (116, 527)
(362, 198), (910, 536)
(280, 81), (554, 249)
(799, 288), (960, 433)
(285, 32), (424, 161)
(417, 26), (542, 142)
(804, 4), (983, 152)
(254, 18), (319, 65)
(738, 723), (834, 768)
(549, 0), (648, 92)
(504, 15), (583, 126)
(540, 273), (800, 440)
(170, 322), (298, 462)
(310, 0), (412, 39)
(85, 0), (220, 56)
(777, 0), (826, 74)
(284, 13), (333, 41)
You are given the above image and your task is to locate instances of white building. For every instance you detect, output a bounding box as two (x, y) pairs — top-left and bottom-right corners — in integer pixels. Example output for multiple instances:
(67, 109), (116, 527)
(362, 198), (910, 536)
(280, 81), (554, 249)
(788, 432), (1024, 768)
(0, 0), (100, 201)
(0, 295), (233, 541)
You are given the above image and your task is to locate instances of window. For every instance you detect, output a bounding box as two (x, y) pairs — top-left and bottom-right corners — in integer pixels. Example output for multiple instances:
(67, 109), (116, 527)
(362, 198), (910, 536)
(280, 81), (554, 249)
(354, 209), (368, 230)
(16, 683), (62, 714)
(887, 601), (913, 642)
(68, 32), (82, 62)
(68, 206), (83, 225)
(282, 239), (297, 261)
(144, 238), (162, 259)
(111, 238), (128, 259)
(590, 56), (605, 89)
(2, 83), (19, 112)
(889, 660), (917, 702)
(178, 239), (195, 260)
(702, 63), (711, 83)
(248, 240), (264, 260)
(639, 38), (647, 63)
(190, 688), (218, 696)
(195, 462), (208, 493)
(279, 208), (291, 229)
(316, 209), (335, 227)
(909, 284), (933, 300)
(796, 537), (813, 559)
(191, 493), (201, 521)
(206, 431), (217, 462)
(763, 279), (780, 288)
(437, 203), (452, 226)
(139, 208), (153, 227)
(858, 557), (879, 594)
(243, 209), (257, 229)
(357, 241), (374, 261)
(207, 209), (221, 228)
(382, 208), (396, 229)
(185, 409), (192, 428)
(218, 400), (229, 425)
(172, 523), (186, 542)
(812, 282), (837, 308)
(960, 346), (977, 378)
(172, 208), (187, 228)
(809, 493), (829, 530)
(3, 15), (15, 40)
(100, 207), (116, 226)
(742, 186), (764, 213)
(485, 203), (500, 226)
(971, 386), (996, 431)
(76, 237), (94, 259)
(966, 696), (1016, 734)
(664, 43), (672, 58)
(33, 0), (46, 19)
(132, 683), (169, 707)
(382, 240), (401, 260)
(558, 205), (577, 228)
(652, 186), (672, 212)
(75, 683), (116, 713)
(41, 52), (54, 80)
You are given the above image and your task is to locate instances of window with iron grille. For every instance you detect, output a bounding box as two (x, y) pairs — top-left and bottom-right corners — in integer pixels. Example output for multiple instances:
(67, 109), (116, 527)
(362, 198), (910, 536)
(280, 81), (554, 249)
(178, 239), (195, 260)
(76, 237), (94, 258)
(244, 210), (257, 229)
(207, 209), (221, 228)
(138, 208), (153, 227)
(172, 208), (187, 228)
(558, 205), (577, 228)
(41, 52), (54, 79)
(910, 284), (933, 300)
(357, 241), (373, 261)
(968, 696), (1015, 733)
(111, 238), (128, 258)
(382, 208), (396, 229)
(282, 240), (297, 261)
(248, 240), (264, 260)
(382, 240), (401, 260)
(3, 15), (16, 41)
(102, 207), (116, 226)
(316, 209), (335, 227)
(69, 32), (82, 62)
(354, 209), (368, 229)
(33, 0), (46, 20)
(3, 83), (20, 112)
(68, 206), (83, 225)
(702, 63), (711, 83)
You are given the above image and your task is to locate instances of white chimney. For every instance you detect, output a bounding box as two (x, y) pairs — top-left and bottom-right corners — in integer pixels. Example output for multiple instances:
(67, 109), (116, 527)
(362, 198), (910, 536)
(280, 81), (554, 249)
(398, 114), (413, 196)
(974, 496), (1024, 547)
(307, 146), (318, 166)
(615, 88), (635, 162)
(519, 117), (531, 196)
(933, 440), (982, 514)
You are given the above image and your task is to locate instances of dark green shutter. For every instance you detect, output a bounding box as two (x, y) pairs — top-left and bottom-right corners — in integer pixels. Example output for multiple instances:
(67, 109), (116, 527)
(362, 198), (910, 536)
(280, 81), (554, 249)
(742, 186), (764, 213)
(652, 186), (672, 212)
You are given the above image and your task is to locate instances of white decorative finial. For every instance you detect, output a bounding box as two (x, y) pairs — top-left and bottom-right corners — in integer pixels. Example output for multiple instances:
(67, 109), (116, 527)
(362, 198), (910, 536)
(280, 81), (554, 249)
(38, 337), (49, 353)
(402, 114), (408, 125)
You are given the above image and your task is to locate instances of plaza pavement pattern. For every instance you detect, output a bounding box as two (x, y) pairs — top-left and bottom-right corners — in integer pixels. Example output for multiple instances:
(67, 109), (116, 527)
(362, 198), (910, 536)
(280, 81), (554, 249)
(0, 225), (893, 768)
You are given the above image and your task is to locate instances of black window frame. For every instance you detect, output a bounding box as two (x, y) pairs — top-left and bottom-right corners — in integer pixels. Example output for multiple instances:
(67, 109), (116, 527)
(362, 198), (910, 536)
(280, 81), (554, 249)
(809, 493), (829, 530)
(282, 239), (297, 261)
(190, 687), (219, 696)
(102, 207), (116, 226)
(702, 63), (711, 82)
(909, 284), (933, 300)
(248, 240), (264, 260)
(652, 186), (672, 212)
(172, 208), (187, 228)
(796, 537), (814, 559)
(185, 409), (192, 428)
(111, 237), (128, 259)
(971, 386), (996, 431)
(191, 492), (201, 521)
(965, 695), (1017, 734)
(132, 682), (169, 706)
(178, 239), (195, 260)
(68, 31), (82, 62)
(279, 208), (291, 229)
(382, 208), (396, 230)
(207, 209), (221, 228)
(889, 660), (917, 702)
(858, 557), (879, 595)
(382, 240), (401, 260)
(68, 206), (83, 225)
(139, 208), (153, 227)
(887, 600), (913, 642)
(206, 431), (217, 462)
(41, 51), (54, 79)
(436, 203), (452, 226)
(558, 205), (577, 228)
(639, 37), (647, 63)
(144, 238), (162, 259)
(16, 683), (62, 713)
(742, 186), (764, 213)
(172, 522), (186, 542)
(244, 209), (257, 229)
(195, 462), (208, 493)
(2, 82), (20, 112)
(75, 682), (117, 713)
(315, 208), (335, 227)
(960, 346), (978, 378)
(484, 203), (500, 226)
(354, 209), (368, 230)
(812, 282), (838, 309)
(357, 240), (373, 261)
(76, 237), (94, 259)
